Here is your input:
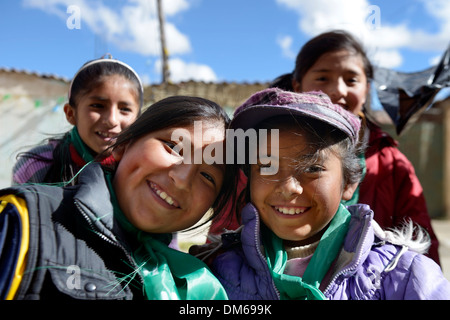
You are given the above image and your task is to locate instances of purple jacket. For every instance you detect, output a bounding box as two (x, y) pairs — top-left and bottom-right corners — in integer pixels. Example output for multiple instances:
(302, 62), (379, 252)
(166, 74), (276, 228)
(211, 203), (450, 300)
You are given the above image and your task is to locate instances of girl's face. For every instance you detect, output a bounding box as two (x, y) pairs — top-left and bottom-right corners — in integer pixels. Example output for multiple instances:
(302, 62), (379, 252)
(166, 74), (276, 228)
(293, 50), (369, 115)
(112, 121), (225, 234)
(250, 129), (356, 245)
(64, 74), (140, 154)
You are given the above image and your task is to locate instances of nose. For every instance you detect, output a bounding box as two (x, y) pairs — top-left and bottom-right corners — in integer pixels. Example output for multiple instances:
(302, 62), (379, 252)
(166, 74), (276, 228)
(103, 107), (120, 128)
(275, 176), (303, 198)
(327, 78), (347, 104)
(168, 163), (197, 191)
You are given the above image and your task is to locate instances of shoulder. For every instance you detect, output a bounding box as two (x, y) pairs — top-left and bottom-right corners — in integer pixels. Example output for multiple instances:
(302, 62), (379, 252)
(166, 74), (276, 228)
(12, 141), (60, 184)
(379, 247), (450, 299)
(210, 203), (278, 300)
(366, 125), (418, 177)
(366, 219), (449, 299)
(212, 247), (277, 300)
(366, 121), (397, 148)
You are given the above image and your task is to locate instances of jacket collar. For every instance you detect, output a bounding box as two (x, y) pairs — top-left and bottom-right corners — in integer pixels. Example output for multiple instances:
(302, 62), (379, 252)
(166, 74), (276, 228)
(332, 204), (375, 272)
(240, 202), (376, 287)
(72, 163), (117, 240)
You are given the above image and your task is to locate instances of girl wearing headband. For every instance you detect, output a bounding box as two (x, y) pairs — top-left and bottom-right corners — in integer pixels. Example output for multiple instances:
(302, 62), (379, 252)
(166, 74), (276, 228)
(12, 56), (143, 185)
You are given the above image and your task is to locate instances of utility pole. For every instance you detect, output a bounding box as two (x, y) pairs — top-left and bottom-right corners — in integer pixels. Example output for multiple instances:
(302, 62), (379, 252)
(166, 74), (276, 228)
(157, 0), (170, 84)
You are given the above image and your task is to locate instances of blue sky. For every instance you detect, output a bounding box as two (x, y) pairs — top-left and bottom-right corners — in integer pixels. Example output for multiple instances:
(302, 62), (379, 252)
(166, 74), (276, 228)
(0, 0), (449, 84)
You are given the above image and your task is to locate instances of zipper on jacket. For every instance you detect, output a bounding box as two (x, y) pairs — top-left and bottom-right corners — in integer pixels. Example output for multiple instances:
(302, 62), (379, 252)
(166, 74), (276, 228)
(322, 215), (372, 296)
(252, 207), (281, 300)
(74, 201), (144, 287)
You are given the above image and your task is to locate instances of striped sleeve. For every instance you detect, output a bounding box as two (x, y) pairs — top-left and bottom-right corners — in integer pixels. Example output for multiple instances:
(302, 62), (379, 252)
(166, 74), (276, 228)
(12, 143), (56, 184)
(0, 195), (29, 300)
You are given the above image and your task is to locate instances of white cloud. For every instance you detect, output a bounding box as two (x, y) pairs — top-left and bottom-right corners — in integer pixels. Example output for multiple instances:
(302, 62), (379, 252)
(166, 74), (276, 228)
(277, 35), (296, 59)
(370, 49), (403, 69)
(429, 54), (442, 66)
(276, 0), (371, 36)
(22, 0), (192, 56)
(155, 58), (218, 83)
(23, 0), (220, 83)
(275, 0), (450, 69)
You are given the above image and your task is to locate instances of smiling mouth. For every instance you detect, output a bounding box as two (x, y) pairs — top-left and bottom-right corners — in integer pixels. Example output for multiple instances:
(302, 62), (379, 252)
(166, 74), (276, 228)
(96, 131), (118, 141)
(274, 206), (307, 215)
(149, 182), (180, 208)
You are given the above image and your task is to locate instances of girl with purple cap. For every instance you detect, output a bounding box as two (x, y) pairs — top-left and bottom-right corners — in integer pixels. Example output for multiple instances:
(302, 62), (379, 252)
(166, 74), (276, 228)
(199, 88), (450, 300)
(12, 56), (143, 185)
(270, 30), (440, 265)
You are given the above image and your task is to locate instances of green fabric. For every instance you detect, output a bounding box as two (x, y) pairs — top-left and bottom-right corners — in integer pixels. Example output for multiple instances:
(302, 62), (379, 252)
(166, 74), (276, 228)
(341, 152), (366, 206)
(105, 173), (228, 300)
(262, 204), (351, 300)
(68, 127), (96, 163)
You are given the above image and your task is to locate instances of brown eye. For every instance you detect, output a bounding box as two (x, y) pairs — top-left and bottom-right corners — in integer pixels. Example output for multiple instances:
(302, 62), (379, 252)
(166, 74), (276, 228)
(163, 140), (181, 156)
(201, 172), (216, 186)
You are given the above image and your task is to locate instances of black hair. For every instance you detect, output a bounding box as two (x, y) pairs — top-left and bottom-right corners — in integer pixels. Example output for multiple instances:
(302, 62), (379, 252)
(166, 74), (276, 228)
(104, 96), (239, 227)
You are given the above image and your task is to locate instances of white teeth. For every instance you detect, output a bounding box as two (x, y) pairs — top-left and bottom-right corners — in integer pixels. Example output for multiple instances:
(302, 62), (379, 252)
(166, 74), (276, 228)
(156, 189), (174, 205)
(97, 132), (117, 139)
(275, 206), (305, 215)
(152, 185), (176, 206)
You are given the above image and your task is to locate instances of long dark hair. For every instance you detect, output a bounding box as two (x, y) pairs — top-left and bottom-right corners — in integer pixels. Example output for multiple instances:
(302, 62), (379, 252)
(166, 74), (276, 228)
(104, 96), (239, 226)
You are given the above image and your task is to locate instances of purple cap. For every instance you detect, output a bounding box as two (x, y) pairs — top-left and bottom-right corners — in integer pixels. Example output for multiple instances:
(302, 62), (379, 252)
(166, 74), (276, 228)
(231, 88), (361, 145)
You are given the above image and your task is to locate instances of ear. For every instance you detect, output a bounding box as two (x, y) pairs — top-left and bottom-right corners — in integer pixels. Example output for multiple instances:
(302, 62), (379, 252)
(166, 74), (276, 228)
(292, 78), (302, 93)
(64, 103), (77, 126)
(362, 81), (371, 105)
(342, 182), (359, 201)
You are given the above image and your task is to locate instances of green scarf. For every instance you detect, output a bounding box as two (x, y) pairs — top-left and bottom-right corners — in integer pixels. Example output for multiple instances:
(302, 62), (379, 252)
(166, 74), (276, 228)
(105, 173), (228, 300)
(262, 204), (351, 300)
(68, 127), (96, 163)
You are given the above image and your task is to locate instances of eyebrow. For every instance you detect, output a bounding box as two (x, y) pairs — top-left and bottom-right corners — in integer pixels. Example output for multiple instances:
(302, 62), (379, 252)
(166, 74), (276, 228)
(310, 68), (362, 76)
(88, 96), (133, 105)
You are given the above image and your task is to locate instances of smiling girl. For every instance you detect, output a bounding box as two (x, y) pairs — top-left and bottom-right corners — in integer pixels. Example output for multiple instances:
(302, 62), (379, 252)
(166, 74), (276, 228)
(0, 96), (237, 300)
(207, 88), (450, 300)
(13, 56), (143, 185)
(270, 30), (440, 265)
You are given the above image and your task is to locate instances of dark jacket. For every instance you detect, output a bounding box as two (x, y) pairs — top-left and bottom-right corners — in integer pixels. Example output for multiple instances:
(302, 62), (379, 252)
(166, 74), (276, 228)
(0, 163), (143, 300)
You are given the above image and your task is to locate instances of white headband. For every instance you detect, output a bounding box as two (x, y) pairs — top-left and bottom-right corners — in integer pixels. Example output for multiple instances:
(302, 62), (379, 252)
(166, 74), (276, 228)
(68, 58), (144, 105)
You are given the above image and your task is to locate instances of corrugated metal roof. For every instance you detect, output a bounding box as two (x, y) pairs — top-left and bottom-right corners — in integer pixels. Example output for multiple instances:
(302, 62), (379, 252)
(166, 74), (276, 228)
(0, 67), (70, 82)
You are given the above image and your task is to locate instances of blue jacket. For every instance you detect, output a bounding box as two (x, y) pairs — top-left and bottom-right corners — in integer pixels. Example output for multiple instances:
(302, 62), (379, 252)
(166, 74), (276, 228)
(211, 203), (450, 300)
